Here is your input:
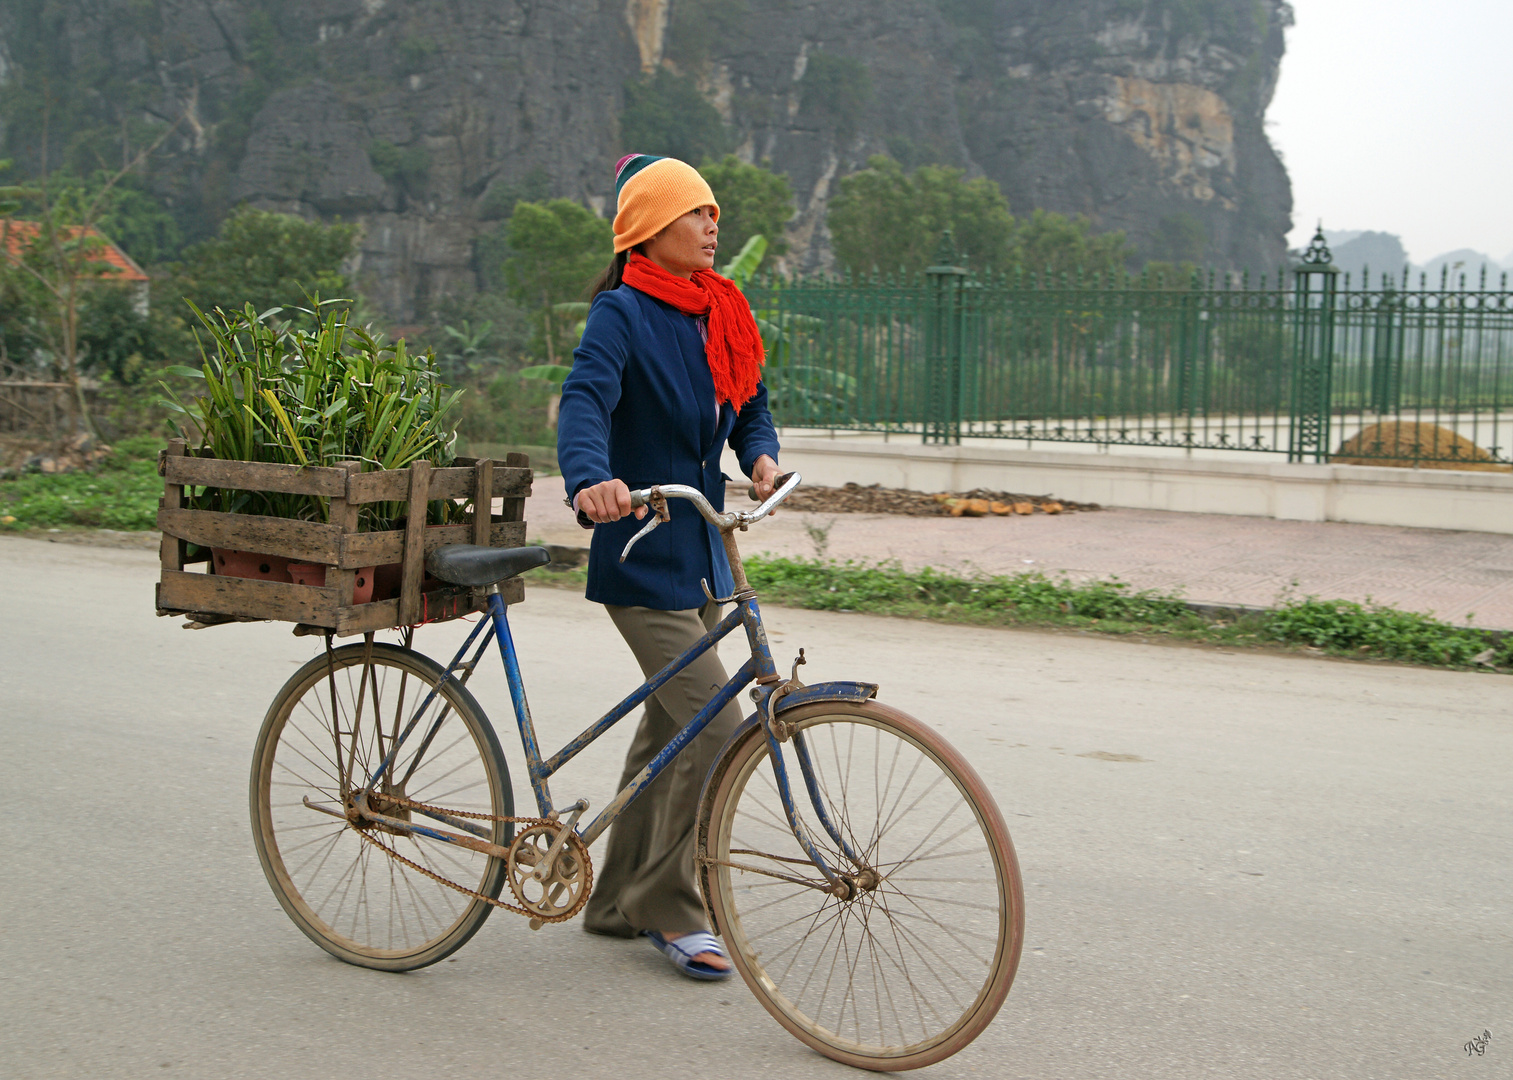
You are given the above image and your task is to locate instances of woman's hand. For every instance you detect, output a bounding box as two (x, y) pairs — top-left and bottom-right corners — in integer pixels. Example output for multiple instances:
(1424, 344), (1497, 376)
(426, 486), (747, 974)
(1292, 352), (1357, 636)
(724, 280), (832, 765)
(576, 479), (648, 523)
(750, 455), (781, 514)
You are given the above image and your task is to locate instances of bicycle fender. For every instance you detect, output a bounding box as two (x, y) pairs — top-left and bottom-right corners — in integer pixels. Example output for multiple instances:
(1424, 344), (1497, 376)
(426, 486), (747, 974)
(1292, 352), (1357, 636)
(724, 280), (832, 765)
(694, 681), (878, 933)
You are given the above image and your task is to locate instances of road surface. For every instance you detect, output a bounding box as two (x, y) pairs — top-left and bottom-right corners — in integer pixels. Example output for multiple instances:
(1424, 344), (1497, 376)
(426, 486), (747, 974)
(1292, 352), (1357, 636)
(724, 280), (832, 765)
(1, 536), (1508, 1078)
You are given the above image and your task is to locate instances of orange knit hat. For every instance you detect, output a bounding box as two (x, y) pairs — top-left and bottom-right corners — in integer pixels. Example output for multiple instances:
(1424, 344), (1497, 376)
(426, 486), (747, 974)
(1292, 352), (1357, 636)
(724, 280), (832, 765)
(612, 154), (720, 254)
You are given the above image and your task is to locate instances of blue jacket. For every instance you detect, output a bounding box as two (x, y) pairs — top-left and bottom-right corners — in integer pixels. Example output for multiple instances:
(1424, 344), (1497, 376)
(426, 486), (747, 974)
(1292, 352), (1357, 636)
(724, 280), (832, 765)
(557, 284), (781, 610)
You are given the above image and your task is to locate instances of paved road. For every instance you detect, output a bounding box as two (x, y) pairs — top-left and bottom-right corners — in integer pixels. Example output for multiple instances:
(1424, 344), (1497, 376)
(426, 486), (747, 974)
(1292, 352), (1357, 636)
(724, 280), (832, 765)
(2, 536), (1509, 1079)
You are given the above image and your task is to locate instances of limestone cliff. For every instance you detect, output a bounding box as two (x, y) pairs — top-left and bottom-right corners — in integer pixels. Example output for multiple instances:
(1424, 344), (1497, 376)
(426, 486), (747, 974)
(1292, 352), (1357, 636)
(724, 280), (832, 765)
(0, 0), (1293, 319)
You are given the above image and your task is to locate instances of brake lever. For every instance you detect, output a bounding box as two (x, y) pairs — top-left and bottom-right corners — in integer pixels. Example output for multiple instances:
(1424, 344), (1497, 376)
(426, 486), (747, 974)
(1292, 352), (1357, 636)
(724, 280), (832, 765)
(619, 487), (670, 563)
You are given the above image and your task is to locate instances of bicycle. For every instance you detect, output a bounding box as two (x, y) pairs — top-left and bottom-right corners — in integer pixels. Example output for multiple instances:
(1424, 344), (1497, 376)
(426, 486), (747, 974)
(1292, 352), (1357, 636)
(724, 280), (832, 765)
(249, 472), (1025, 1071)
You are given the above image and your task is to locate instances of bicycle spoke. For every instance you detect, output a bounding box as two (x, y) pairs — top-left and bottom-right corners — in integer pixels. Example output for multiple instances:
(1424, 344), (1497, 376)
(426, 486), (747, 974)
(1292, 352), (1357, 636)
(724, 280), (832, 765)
(711, 706), (1019, 1066)
(256, 646), (509, 967)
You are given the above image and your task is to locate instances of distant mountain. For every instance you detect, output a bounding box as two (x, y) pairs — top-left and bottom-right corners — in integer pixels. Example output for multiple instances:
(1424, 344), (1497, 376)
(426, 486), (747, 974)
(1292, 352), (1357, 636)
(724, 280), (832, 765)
(1323, 229), (1364, 248)
(1419, 249), (1503, 287)
(1328, 231), (1409, 281)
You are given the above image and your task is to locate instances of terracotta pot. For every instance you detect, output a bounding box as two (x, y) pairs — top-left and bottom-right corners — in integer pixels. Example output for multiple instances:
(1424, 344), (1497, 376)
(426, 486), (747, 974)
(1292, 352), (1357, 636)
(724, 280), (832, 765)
(287, 562), (377, 605)
(211, 548), (292, 582)
(371, 562), (444, 601)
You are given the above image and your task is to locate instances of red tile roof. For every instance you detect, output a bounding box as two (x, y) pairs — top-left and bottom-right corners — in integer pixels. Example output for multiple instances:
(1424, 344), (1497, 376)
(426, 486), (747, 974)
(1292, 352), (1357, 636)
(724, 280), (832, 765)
(0, 220), (150, 283)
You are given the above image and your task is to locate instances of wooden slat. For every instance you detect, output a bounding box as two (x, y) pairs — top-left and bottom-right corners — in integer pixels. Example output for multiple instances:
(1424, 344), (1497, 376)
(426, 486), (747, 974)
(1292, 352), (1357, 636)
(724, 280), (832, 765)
(500, 452), (530, 523)
(158, 570), (341, 626)
(340, 464), (531, 503)
(312, 577), (524, 636)
(159, 439), (186, 573)
(157, 507), (342, 564)
(337, 588), (470, 634)
(398, 460), (431, 625)
(325, 463), (362, 611)
(428, 465), (532, 501)
(163, 455), (348, 496)
(338, 521), (527, 568)
(472, 459), (494, 546)
(345, 468), (409, 504)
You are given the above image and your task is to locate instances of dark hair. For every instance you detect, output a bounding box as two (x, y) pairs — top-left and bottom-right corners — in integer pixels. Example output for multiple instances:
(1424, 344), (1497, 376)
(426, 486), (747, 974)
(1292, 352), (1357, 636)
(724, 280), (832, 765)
(586, 249), (631, 300)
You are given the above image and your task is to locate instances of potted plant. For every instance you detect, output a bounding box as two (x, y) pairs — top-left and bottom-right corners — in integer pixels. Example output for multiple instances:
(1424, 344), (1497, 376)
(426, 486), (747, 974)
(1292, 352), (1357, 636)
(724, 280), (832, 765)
(161, 300), (467, 598)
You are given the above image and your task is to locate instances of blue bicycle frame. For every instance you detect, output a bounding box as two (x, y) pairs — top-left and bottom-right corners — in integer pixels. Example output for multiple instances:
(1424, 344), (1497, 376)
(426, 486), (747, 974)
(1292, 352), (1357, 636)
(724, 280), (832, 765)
(352, 581), (865, 889)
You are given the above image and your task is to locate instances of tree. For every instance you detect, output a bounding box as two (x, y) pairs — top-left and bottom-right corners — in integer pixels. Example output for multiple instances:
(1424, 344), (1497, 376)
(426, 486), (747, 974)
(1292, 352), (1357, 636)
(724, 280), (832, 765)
(173, 208), (359, 318)
(827, 156), (1134, 282)
(620, 69), (732, 163)
(502, 198), (613, 364)
(1, 117), (181, 437)
(700, 156), (794, 259)
(1011, 209), (1134, 283)
(827, 156), (1016, 278)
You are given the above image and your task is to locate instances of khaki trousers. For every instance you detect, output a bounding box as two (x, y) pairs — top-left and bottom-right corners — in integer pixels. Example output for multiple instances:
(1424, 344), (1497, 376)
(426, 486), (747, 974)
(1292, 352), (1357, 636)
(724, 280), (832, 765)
(583, 601), (746, 938)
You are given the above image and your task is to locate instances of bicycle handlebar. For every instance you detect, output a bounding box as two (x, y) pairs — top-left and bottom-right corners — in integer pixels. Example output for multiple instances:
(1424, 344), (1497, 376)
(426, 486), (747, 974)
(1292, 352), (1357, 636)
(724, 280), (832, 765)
(620, 472), (801, 563)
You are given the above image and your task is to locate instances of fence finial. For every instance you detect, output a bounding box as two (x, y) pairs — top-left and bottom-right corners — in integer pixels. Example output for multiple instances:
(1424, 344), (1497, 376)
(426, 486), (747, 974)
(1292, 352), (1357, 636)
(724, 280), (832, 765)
(931, 229), (958, 268)
(1300, 224), (1334, 267)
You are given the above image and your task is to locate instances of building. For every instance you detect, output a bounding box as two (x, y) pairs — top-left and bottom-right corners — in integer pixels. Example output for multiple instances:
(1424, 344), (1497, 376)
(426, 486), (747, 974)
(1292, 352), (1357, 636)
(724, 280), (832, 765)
(0, 221), (151, 315)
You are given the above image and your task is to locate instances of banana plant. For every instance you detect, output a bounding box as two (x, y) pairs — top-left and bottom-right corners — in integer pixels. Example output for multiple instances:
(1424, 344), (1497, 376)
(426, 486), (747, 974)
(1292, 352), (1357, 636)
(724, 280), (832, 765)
(721, 234), (768, 290)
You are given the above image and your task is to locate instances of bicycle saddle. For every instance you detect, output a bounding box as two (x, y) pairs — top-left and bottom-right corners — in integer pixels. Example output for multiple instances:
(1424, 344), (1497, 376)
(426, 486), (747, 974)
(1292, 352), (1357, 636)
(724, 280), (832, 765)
(426, 544), (551, 587)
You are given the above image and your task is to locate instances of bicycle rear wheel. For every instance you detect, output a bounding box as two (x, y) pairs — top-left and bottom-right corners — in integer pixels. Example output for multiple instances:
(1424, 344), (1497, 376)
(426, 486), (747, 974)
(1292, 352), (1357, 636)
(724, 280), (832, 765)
(700, 700), (1023, 1071)
(250, 642), (512, 971)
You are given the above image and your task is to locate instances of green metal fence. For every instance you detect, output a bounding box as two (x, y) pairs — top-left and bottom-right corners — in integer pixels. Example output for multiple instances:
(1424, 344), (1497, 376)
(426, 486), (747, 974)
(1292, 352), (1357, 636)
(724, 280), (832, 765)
(748, 230), (1513, 467)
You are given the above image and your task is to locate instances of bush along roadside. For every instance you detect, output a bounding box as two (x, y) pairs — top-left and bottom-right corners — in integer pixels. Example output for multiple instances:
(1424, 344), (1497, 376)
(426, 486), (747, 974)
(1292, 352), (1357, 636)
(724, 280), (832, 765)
(739, 556), (1513, 671)
(0, 435), (163, 532)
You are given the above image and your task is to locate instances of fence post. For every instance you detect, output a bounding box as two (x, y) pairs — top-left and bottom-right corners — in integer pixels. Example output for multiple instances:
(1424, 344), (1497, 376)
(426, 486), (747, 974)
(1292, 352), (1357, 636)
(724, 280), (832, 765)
(924, 230), (968, 445)
(1369, 279), (1403, 415)
(1290, 227), (1340, 463)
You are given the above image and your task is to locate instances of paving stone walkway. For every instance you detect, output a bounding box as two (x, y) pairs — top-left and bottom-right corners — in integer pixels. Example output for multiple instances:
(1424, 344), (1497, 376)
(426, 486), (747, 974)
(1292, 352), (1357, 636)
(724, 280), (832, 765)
(525, 488), (1513, 629)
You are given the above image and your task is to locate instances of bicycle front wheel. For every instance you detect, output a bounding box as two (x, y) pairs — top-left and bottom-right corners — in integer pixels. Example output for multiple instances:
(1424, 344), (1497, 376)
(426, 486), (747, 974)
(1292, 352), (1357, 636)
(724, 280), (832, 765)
(250, 642), (512, 971)
(701, 700), (1024, 1071)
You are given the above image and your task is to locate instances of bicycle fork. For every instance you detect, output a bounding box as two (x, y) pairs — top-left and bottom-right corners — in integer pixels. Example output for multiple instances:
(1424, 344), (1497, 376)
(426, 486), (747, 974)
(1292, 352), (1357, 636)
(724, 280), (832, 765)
(754, 658), (876, 901)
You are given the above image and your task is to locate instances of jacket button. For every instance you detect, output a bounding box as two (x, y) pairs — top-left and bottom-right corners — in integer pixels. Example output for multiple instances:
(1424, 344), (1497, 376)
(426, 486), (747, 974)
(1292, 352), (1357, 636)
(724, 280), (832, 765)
(701, 460), (706, 468)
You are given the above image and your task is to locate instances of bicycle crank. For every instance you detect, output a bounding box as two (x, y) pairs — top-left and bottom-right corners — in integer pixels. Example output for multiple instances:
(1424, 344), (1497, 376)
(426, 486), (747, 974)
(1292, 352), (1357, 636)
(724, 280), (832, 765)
(507, 823), (593, 928)
(308, 790), (594, 926)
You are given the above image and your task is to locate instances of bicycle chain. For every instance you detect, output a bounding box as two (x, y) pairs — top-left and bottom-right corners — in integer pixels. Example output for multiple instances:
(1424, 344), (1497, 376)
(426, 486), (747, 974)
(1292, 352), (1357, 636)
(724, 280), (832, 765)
(352, 792), (593, 923)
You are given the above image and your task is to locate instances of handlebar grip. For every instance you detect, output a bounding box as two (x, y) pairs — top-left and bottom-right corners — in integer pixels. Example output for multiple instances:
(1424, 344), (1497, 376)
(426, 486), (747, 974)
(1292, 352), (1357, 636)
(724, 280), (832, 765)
(748, 472), (796, 502)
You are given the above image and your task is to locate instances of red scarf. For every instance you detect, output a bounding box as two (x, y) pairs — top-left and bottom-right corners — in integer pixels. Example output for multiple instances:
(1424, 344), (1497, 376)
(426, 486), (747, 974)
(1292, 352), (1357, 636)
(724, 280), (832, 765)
(622, 252), (765, 412)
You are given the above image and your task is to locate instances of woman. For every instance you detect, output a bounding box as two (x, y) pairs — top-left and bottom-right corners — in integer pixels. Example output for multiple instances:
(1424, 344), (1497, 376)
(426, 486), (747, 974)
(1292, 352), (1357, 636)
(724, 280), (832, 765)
(556, 153), (781, 980)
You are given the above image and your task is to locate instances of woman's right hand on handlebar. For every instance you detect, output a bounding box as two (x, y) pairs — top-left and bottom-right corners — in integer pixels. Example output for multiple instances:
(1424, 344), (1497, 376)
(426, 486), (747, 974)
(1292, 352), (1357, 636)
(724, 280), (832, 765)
(576, 479), (648, 523)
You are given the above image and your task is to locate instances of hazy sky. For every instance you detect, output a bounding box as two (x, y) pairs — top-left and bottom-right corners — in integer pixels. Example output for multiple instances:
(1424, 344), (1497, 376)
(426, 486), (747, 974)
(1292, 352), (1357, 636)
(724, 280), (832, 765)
(1268, 0), (1513, 265)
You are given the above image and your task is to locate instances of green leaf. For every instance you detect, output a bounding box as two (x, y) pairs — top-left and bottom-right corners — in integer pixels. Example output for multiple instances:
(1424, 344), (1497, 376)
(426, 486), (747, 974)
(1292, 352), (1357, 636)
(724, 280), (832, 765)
(518, 364), (573, 386)
(720, 233), (768, 289)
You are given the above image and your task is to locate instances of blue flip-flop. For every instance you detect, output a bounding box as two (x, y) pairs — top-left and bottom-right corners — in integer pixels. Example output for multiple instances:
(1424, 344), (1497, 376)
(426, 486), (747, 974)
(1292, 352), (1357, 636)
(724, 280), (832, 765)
(643, 930), (735, 981)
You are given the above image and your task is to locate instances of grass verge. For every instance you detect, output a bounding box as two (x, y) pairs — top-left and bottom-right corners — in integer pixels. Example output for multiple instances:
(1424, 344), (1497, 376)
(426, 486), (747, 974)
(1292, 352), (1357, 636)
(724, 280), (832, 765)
(6, 454), (1506, 673)
(0, 435), (163, 532)
(738, 556), (1510, 670)
(532, 556), (1510, 669)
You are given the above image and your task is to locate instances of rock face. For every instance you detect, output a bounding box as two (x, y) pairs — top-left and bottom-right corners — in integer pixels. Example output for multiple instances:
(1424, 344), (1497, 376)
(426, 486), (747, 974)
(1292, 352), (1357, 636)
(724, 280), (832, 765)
(2, 0), (1293, 319)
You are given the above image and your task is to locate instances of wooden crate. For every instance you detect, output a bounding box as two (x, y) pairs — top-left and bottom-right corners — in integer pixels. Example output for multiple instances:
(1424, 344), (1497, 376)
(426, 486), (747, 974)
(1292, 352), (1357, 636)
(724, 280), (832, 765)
(154, 438), (533, 635)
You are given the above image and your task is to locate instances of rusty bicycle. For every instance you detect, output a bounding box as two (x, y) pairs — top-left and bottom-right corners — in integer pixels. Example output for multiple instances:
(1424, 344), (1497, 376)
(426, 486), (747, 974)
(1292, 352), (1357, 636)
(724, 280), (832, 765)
(248, 472), (1024, 1071)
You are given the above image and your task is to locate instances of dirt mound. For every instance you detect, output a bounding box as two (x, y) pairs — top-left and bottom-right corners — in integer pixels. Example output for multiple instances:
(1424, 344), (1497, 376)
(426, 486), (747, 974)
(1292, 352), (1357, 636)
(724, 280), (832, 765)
(1332, 422), (1510, 471)
(779, 482), (1099, 517)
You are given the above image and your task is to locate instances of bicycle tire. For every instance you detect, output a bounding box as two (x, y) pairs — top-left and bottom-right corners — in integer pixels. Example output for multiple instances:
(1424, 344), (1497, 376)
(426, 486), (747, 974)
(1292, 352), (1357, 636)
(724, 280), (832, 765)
(700, 700), (1024, 1071)
(250, 642), (512, 971)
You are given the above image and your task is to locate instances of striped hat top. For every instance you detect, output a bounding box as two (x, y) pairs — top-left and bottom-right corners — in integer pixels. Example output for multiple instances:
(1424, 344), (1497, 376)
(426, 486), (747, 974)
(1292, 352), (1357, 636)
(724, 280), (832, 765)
(612, 154), (719, 254)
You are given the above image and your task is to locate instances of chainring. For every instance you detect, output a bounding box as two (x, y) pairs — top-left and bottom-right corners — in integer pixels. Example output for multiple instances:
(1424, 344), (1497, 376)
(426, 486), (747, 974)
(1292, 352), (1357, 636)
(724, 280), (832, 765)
(506, 823), (593, 922)
(350, 792), (592, 924)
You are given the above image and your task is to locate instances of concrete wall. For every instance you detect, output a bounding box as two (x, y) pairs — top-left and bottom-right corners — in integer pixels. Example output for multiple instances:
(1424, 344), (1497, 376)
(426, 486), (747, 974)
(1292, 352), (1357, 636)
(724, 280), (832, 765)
(726, 436), (1513, 534)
